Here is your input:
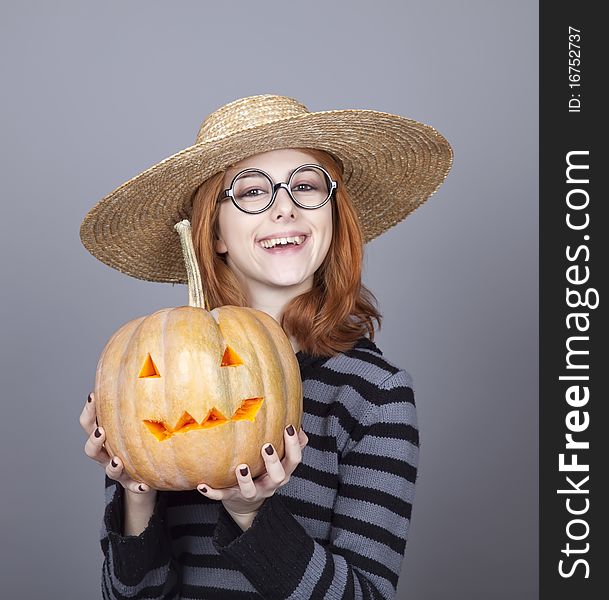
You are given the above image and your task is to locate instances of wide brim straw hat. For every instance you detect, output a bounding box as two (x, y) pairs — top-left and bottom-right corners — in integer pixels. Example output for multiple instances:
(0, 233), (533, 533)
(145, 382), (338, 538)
(80, 94), (453, 284)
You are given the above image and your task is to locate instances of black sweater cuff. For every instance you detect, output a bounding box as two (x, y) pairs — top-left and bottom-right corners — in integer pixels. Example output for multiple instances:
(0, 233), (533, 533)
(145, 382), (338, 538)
(213, 502), (247, 546)
(104, 481), (172, 587)
(212, 494), (315, 598)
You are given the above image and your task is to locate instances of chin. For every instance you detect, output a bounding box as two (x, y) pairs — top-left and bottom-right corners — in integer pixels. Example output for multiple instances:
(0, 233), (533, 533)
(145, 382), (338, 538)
(268, 274), (312, 289)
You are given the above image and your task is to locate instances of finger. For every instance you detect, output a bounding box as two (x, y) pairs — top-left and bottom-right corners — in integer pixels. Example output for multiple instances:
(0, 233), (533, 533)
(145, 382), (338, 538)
(298, 427), (309, 449)
(79, 392), (97, 435)
(282, 425), (304, 471)
(106, 457), (152, 493)
(197, 482), (225, 500)
(84, 426), (110, 466)
(235, 464), (257, 499)
(105, 455), (124, 480)
(261, 444), (287, 486)
(124, 479), (152, 494)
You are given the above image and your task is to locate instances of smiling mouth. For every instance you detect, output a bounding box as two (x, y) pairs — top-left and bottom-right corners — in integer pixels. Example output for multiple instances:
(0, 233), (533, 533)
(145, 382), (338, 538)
(258, 234), (307, 249)
(143, 398), (263, 441)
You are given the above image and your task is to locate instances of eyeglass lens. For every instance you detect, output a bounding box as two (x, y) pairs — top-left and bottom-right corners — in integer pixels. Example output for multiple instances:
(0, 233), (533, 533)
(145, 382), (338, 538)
(232, 166), (331, 212)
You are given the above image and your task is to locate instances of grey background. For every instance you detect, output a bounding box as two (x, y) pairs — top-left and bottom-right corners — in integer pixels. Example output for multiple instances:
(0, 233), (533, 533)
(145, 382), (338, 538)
(0, 1), (538, 598)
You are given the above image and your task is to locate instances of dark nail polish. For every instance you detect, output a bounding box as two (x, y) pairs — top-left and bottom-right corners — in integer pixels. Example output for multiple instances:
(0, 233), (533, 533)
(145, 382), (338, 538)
(138, 484), (145, 492)
(265, 444), (274, 455)
(240, 466), (249, 476)
(87, 393), (92, 403)
(286, 424), (295, 436)
(111, 459), (118, 468)
(94, 428), (101, 438)
(199, 486), (207, 493)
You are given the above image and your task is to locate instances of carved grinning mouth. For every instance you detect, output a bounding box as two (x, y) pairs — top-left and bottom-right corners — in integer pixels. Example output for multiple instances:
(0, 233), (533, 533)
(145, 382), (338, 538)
(143, 397), (264, 441)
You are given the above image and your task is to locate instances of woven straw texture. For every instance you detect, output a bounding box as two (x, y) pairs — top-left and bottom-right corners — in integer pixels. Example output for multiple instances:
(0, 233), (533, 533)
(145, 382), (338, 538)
(80, 94), (453, 283)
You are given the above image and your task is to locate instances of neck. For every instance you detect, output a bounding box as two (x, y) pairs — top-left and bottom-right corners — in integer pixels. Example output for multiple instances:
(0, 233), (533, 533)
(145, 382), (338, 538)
(241, 281), (311, 356)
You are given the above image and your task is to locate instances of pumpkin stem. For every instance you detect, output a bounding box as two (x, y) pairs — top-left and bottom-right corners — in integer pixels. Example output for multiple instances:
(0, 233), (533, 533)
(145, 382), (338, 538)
(174, 219), (208, 310)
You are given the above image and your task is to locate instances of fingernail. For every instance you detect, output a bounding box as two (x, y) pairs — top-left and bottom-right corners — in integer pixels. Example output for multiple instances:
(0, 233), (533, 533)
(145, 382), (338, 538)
(265, 444), (274, 455)
(240, 466), (249, 476)
(138, 484), (146, 492)
(199, 486), (207, 493)
(286, 424), (295, 436)
(111, 458), (118, 468)
(94, 427), (102, 438)
(87, 393), (92, 403)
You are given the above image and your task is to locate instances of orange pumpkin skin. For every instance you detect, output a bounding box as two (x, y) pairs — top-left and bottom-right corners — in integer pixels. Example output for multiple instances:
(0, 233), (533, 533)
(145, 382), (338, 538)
(94, 305), (303, 491)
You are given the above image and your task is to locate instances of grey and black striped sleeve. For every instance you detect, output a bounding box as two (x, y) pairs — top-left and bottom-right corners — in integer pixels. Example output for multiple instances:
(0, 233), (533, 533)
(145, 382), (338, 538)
(99, 477), (180, 599)
(213, 369), (419, 599)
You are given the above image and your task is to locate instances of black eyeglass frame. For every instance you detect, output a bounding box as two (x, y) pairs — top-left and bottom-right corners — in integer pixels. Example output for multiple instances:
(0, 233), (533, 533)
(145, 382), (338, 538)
(220, 163), (338, 215)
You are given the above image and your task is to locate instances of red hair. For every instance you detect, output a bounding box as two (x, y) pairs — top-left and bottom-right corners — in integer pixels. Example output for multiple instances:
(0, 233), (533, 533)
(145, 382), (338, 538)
(190, 148), (382, 358)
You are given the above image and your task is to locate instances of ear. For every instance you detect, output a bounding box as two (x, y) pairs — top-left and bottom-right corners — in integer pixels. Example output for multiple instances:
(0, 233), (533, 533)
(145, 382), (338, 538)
(215, 237), (228, 254)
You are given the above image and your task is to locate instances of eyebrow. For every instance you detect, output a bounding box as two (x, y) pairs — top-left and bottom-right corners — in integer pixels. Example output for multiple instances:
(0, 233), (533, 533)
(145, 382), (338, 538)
(232, 172), (263, 181)
(230, 164), (323, 182)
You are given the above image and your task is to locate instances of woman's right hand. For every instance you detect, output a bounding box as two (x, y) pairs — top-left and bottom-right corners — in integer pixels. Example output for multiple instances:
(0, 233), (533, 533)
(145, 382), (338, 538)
(80, 391), (156, 497)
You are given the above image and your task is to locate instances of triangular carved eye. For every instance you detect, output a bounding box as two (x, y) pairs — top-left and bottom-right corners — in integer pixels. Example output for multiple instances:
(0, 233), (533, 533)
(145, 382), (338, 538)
(221, 346), (243, 367)
(139, 353), (161, 378)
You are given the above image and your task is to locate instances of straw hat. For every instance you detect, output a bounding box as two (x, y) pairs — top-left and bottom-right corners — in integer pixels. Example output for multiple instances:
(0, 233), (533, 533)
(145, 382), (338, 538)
(79, 94), (453, 284)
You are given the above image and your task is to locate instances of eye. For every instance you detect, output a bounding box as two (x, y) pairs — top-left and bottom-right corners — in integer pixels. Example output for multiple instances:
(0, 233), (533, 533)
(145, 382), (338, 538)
(294, 183), (316, 192)
(242, 188), (265, 197)
(221, 345), (243, 367)
(139, 353), (160, 378)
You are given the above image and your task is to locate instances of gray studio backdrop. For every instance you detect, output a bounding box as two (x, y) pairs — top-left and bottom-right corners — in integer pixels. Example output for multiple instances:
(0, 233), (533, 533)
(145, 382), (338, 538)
(0, 1), (538, 598)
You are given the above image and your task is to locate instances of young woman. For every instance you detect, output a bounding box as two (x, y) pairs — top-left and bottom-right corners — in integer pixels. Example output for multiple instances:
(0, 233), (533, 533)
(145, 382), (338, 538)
(79, 94), (453, 599)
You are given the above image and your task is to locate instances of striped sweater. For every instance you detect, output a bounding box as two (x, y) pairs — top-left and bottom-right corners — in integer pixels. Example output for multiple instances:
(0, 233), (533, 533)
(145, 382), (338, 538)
(100, 336), (419, 599)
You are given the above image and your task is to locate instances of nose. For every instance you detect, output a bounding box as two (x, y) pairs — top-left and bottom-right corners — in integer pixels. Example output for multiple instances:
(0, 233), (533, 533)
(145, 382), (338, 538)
(270, 183), (296, 219)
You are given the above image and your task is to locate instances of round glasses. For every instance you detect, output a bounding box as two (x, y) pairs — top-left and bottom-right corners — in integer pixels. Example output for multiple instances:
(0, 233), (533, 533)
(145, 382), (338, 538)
(221, 164), (337, 214)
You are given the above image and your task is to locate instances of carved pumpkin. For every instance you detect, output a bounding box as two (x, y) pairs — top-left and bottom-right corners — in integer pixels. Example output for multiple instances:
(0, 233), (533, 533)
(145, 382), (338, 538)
(94, 220), (303, 491)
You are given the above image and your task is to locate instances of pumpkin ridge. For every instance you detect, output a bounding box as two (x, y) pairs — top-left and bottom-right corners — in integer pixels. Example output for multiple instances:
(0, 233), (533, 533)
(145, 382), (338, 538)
(122, 316), (154, 480)
(161, 307), (188, 488)
(246, 307), (287, 452)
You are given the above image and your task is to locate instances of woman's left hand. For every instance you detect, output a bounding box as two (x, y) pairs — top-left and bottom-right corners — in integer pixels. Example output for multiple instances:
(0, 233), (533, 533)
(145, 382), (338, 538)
(197, 424), (309, 520)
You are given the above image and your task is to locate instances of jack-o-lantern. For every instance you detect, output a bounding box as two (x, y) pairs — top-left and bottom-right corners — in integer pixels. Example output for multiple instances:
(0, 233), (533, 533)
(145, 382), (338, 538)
(94, 220), (303, 491)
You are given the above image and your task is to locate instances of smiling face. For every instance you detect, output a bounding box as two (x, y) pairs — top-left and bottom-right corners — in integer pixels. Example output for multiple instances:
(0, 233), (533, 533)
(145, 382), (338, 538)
(215, 149), (333, 306)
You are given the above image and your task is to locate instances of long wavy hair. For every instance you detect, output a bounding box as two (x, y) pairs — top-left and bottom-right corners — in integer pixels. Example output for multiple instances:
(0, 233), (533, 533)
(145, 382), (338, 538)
(190, 148), (382, 358)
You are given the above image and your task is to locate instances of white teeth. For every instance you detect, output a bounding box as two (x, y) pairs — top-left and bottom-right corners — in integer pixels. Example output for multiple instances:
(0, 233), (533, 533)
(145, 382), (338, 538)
(260, 235), (306, 249)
